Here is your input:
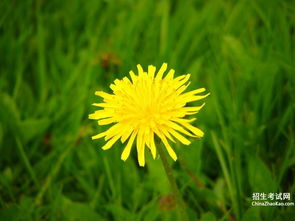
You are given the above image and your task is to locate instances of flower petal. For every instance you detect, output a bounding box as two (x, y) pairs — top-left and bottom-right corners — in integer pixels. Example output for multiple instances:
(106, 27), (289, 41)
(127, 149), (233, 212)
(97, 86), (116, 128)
(129, 70), (137, 83)
(164, 69), (175, 80)
(120, 126), (134, 143)
(101, 135), (120, 150)
(173, 74), (191, 89)
(95, 91), (113, 99)
(89, 110), (111, 120)
(176, 121), (204, 137)
(136, 129), (145, 166)
(137, 64), (144, 76)
(167, 128), (191, 145)
(92, 132), (106, 140)
(160, 134), (177, 161)
(148, 65), (156, 78)
(155, 63), (167, 80)
(121, 131), (137, 161)
(155, 130), (177, 161)
(98, 118), (116, 125)
(165, 121), (195, 137)
(149, 131), (157, 159)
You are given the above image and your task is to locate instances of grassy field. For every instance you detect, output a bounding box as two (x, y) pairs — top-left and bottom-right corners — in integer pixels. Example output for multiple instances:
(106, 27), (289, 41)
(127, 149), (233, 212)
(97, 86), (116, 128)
(0, 0), (294, 220)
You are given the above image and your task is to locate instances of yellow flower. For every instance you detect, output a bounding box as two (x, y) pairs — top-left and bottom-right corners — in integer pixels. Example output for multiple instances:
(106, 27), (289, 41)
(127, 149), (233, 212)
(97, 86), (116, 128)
(89, 63), (209, 166)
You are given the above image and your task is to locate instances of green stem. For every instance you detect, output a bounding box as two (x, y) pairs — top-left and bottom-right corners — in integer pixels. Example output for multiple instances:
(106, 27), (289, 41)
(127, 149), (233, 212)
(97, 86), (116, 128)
(158, 144), (188, 221)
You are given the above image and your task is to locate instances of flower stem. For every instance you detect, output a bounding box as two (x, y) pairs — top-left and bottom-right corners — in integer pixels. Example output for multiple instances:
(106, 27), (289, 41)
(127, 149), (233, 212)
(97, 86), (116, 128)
(158, 144), (188, 221)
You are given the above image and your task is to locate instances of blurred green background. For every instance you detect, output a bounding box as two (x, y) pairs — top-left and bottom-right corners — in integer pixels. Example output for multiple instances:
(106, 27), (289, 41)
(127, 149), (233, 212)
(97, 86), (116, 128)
(0, 0), (294, 220)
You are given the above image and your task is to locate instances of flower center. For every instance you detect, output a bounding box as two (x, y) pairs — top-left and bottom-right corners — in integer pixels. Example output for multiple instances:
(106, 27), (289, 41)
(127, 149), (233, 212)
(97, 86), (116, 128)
(139, 105), (159, 126)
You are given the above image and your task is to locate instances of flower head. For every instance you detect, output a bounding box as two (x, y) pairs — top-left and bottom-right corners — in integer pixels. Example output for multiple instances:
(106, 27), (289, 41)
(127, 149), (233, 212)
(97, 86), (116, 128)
(89, 63), (209, 166)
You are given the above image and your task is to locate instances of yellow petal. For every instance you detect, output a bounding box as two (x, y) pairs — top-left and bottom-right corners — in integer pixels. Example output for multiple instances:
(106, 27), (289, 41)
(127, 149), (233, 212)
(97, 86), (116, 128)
(104, 124), (122, 141)
(182, 103), (206, 113)
(148, 65), (156, 78)
(160, 126), (176, 143)
(180, 122), (204, 137)
(164, 69), (175, 80)
(122, 77), (131, 84)
(154, 130), (177, 161)
(92, 103), (117, 108)
(144, 128), (156, 159)
(155, 63), (167, 80)
(172, 118), (196, 123)
(98, 118), (116, 125)
(173, 74), (191, 89)
(184, 88), (206, 96)
(176, 83), (190, 95)
(129, 70), (137, 83)
(149, 132), (156, 159)
(92, 132), (106, 140)
(167, 128), (191, 145)
(101, 135), (120, 150)
(110, 83), (118, 92)
(165, 121), (195, 137)
(174, 74), (186, 81)
(121, 131), (137, 161)
(136, 129), (145, 167)
(95, 91), (113, 99)
(89, 110), (111, 120)
(120, 126), (133, 143)
(137, 64), (144, 76)
(182, 93), (210, 103)
(159, 133), (177, 161)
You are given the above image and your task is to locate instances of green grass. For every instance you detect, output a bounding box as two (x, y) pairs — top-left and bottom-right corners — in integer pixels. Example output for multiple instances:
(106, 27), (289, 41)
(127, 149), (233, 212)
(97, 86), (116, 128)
(0, 0), (294, 220)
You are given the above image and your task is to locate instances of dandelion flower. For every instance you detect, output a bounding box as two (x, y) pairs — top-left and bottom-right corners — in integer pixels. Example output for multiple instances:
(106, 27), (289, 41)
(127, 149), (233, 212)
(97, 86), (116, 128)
(89, 63), (209, 166)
